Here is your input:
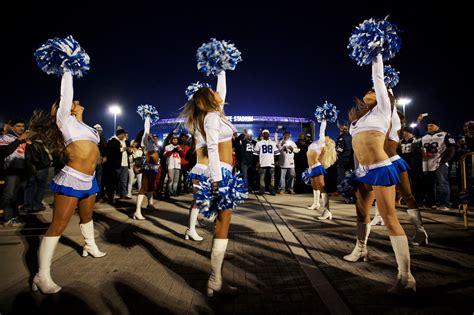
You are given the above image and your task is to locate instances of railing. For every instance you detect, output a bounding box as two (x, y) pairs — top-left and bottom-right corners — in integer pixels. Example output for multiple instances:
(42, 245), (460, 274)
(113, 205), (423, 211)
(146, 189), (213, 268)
(459, 152), (474, 228)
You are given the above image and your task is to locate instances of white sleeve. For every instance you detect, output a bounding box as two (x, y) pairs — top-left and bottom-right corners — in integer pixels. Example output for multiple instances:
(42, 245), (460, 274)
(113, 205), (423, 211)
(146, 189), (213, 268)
(389, 108), (401, 141)
(274, 132), (279, 145)
(317, 120), (327, 148)
(141, 116), (153, 151)
(291, 141), (300, 153)
(56, 71), (73, 128)
(216, 71), (227, 107)
(204, 112), (222, 182)
(273, 141), (280, 156)
(372, 54), (392, 117)
(253, 142), (260, 155)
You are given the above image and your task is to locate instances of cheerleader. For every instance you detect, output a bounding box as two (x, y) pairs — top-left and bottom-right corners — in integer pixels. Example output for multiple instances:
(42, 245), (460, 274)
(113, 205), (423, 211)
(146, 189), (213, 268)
(183, 74), (226, 242)
(384, 109), (428, 245)
(343, 53), (416, 293)
(305, 119), (337, 220)
(133, 108), (160, 220)
(29, 36), (106, 294)
(180, 71), (247, 296)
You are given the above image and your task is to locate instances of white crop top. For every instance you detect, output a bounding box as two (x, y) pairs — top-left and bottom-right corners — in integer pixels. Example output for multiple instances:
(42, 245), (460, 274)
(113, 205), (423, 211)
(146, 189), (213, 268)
(308, 120), (327, 154)
(202, 71), (238, 182)
(349, 54), (392, 137)
(388, 107), (401, 142)
(195, 71), (228, 150)
(57, 72), (100, 146)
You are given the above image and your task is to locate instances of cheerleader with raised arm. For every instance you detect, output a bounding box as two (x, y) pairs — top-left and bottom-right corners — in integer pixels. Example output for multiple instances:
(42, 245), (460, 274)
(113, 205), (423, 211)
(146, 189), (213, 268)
(133, 105), (160, 220)
(180, 38), (247, 297)
(304, 102), (338, 220)
(29, 36), (106, 294)
(343, 19), (416, 293)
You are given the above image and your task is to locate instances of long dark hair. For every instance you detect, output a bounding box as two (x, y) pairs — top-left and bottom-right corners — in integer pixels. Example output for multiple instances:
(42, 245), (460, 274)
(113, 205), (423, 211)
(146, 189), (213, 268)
(29, 99), (69, 163)
(348, 90), (396, 122)
(179, 88), (223, 140)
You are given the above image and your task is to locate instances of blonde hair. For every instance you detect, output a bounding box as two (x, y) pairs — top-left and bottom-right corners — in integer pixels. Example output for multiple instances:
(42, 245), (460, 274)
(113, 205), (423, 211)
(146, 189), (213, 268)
(179, 88), (223, 139)
(319, 136), (337, 169)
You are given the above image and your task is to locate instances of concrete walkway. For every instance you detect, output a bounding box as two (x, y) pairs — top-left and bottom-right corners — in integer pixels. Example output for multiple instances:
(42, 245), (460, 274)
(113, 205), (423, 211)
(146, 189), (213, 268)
(1, 191), (473, 314)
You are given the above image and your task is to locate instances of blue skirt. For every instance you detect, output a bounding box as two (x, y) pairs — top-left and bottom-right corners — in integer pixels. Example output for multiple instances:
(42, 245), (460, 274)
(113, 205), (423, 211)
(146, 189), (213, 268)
(49, 178), (99, 199)
(302, 164), (326, 185)
(392, 157), (410, 173)
(354, 164), (400, 186)
(142, 162), (159, 176)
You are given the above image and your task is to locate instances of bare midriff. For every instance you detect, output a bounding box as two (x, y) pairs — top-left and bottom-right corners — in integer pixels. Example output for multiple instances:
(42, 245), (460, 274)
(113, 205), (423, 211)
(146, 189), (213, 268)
(306, 150), (320, 166)
(218, 140), (233, 166)
(352, 131), (389, 165)
(384, 139), (399, 158)
(66, 140), (99, 175)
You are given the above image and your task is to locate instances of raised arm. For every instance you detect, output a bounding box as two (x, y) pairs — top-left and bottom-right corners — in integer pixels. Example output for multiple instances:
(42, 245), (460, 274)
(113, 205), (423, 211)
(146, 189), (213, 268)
(216, 71), (227, 108)
(56, 71), (74, 128)
(372, 54), (392, 117)
(141, 116), (154, 152)
(317, 120), (327, 148)
(204, 112), (222, 182)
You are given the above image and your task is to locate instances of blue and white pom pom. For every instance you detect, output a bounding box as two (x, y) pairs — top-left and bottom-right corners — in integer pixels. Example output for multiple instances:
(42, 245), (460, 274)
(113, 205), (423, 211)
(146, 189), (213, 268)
(302, 170), (311, 185)
(216, 169), (248, 210)
(194, 179), (214, 218)
(185, 81), (212, 100)
(137, 104), (160, 126)
(314, 101), (339, 123)
(348, 17), (401, 66)
(383, 65), (400, 89)
(196, 38), (242, 76)
(34, 35), (90, 77)
(337, 170), (357, 201)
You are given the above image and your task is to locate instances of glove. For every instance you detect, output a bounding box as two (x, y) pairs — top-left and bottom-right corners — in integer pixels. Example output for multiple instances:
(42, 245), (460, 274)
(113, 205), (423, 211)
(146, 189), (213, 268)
(211, 181), (220, 198)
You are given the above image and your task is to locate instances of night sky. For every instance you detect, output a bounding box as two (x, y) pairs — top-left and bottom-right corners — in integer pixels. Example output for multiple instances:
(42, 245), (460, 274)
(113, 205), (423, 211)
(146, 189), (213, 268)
(4, 1), (473, 139)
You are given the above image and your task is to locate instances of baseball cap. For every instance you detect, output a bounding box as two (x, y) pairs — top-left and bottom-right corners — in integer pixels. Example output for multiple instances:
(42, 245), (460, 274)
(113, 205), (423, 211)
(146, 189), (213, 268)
(93, 124), (103, 131)
(262, 129), (270, 134)
(116, 129), (127, 136)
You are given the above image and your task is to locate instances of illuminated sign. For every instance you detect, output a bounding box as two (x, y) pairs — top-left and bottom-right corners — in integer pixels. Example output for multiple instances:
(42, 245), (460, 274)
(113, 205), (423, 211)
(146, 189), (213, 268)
(156, 116), (311, 125)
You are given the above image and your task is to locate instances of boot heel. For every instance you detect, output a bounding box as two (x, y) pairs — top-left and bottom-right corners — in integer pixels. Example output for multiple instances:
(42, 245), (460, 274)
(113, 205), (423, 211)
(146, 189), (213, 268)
(184, 234), (190, 240)
(207, 288), (214, 297)
(31, 282), (38, 292)
(82, 249), (89, 257)
(363, 253), (369, 262)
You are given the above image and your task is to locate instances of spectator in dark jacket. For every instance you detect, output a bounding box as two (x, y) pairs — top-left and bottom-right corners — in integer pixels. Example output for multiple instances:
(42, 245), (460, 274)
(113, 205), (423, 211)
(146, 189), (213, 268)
(0, 119), (28, 226)
(93, 124), (107, 202)
(104, 129), (128, 203)
(24, 139), (51, 212)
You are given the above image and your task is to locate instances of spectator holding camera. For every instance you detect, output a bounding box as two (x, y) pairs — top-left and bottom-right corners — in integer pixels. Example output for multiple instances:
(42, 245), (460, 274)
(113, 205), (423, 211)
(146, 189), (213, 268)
(164, 134), (184, 196)
(276, 128), (299, 194)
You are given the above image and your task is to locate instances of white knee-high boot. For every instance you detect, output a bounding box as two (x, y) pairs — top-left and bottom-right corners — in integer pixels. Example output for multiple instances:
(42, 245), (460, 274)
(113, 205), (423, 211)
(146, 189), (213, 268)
(407, 209), (428, 246)
(388, 235), (416, 294)
(185, 208), (203, 241)
(371, 201), (385, 226)
(32, 236), (62, 294)
(343, 222), (371, 262)
(307, 190), (321, 210)
(317, 193), (332, 220)
(134, 194), (146, 220)
(80, 220), (106, 258)
(207, 239), (238, 297)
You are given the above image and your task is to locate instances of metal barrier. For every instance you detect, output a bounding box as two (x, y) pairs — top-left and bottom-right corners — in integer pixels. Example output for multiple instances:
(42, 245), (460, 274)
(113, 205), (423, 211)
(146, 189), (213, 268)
(459, 152), (474, 228)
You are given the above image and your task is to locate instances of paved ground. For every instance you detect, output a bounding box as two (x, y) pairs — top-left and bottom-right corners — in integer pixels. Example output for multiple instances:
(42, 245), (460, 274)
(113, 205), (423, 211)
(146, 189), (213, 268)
(1, 190), (473, 314)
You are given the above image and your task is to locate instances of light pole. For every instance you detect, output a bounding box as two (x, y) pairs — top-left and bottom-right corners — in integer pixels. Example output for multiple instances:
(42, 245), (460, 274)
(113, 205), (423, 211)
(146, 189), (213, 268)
(397, 98), (411, 116)
(108, 105), (122, 135)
